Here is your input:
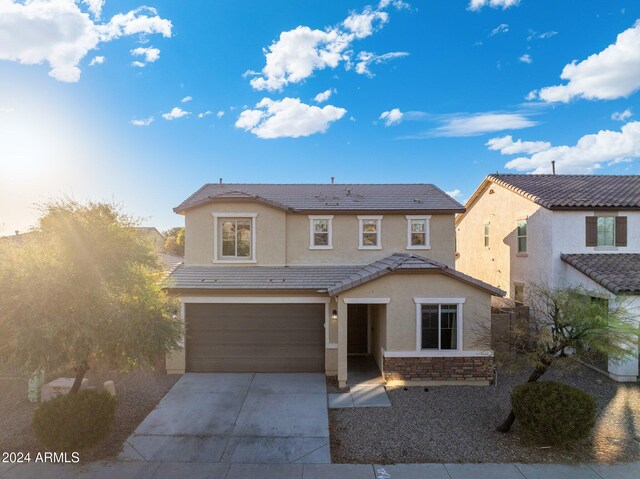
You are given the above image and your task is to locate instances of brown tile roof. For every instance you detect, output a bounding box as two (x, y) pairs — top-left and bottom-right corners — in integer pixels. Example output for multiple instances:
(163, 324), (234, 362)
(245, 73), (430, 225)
(327, 253), (505, 296)
(174, 184), (464, 214)
(561, 254), (640, 295)
(489, 174), (640, 210)
(166, 253), (505, 297)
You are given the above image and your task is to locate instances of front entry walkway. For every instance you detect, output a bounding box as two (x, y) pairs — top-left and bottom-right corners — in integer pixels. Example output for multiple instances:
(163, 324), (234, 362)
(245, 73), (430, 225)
(329, 356), (391, 408)
(120, 373), (330, 464)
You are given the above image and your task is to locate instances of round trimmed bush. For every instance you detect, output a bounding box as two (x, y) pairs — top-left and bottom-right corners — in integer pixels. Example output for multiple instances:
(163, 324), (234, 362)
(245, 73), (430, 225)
(511, 381), (596, 446)
(32, 390), (117, 451)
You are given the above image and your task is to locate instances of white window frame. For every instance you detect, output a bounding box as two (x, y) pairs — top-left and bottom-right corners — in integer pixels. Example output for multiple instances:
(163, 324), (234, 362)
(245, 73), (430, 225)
(483, 222), (490, 248)
(414, 297), (465, 352)
(308, 215), (334, 250)
(358, 215), (382, 250)
(596, 215), (616, 247)
(516, 218), (527, 254)
(212, 213), (257, 264)
(405, 215), (431, 250)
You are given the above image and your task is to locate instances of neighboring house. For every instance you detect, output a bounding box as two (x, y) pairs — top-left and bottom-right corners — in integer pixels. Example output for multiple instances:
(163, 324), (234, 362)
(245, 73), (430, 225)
(456, 174), (640, 382)
(165, 183), (504, 386)
(134, 226), (165, 251)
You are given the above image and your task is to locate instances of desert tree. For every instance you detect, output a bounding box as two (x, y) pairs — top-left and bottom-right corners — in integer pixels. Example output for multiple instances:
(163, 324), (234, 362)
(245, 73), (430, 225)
(0, 199), (182, 393)
(480, 283), (638, 433)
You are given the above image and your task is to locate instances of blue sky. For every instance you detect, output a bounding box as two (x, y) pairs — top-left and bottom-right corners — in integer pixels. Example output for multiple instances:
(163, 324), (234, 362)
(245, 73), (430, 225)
(1, 0), (639, 233)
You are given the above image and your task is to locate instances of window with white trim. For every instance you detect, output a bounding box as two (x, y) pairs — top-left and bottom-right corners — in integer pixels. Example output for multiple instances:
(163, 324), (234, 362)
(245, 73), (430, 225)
(212, 213), (257, 262)
(414, 299), (464, 351)
(405, 215), (431, 249)
(596, 216), (615, 246)
(420, 304), (458, 350)
(309, 215), (333, 249)
(483, 223), (490, 248)
(358, 216), (382, 249)
(517, 219), (527, 253)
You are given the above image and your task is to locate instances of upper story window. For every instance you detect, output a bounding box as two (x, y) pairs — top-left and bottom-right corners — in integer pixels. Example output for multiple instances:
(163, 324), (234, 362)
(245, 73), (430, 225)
(308, 215), (333, 249)
(358, 215), (382, 250)
(405, 215), (431, 249)
(415, 299), (464, 351)
(597, 216), (615, 246)
(212, 213), (257, 263)
(586, 215), (627, 248)
(517, 219), (527, 253)
(483, 223), (490, 248)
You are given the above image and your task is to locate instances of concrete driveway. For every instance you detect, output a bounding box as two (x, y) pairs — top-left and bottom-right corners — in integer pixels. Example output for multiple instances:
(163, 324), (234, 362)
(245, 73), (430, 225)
(120, 373), (330, 464)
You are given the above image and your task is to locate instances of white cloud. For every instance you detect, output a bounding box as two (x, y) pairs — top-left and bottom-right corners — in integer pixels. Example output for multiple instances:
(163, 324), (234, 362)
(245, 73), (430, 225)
(130, 117), (154, 126)
(0, 1), (172, 82)
(162, 107), (190, 120)
(486, 135), (551, 155)
(248, 3), (406, 91)
(197, 111), (212, 119)
(314, 89), (334, 103)
(378, 0), (411, 9)
(469, 0), (520, 11)
(446, 189), (462, 199)
(216, 111), (225, 118)
(131, 60), (145, 68)
(536, 21), (640, 103)
(379, 108), (404, 126)
(343, 6), (388, 39)
(235, 97), (346, 139)
(433, 113), (536, 137)
(355, 51), (409, 76)
(89, 55), (104, 66)
(612, 109), (633, 121)
(181, 96), (193, 103)
(527, 30), (558, 41)
(519, 54), (532, 64)
(490, 24), (509, 36)
(524, 90), (537, 101)
(131, 46), (160, 66)
(504, 121), (640, 174)
(82, 0), (104, 19)
(0, 106), (15, 113)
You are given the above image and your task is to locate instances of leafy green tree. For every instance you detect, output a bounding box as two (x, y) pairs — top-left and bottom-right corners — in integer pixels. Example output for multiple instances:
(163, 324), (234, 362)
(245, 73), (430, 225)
(490, 283), (637, 433)
(163, 226), (184, 256)
(0, 200), (182, 393)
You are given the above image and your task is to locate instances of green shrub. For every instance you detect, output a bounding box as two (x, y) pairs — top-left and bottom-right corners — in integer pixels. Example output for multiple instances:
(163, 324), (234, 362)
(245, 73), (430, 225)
(32, 390), (117, 451)
(511, 381), (596, 446)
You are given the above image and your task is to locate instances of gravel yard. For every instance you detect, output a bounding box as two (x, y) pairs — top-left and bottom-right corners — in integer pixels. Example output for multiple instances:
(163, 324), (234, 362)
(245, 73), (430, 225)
(0, 368), (178, 462)
(330, 362), (640, 464)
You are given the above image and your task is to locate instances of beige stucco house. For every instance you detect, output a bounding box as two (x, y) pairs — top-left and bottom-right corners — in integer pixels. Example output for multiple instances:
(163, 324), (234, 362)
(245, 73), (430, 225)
(456, 174), (640, 382)
(165, 183), (504, 387)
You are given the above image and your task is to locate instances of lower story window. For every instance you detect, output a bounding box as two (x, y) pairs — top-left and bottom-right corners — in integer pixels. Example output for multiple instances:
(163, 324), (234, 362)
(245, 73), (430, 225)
(420, 304), (458, 350)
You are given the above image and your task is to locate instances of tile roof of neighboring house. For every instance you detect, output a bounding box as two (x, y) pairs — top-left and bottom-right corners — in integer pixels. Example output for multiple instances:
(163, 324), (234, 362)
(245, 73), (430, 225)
(159, 253), (183, 276)
(561, 254), (640, 295)
(488, 174), (640, 210)
(174, 184), (464, 214)
(166, 253), (505, 296)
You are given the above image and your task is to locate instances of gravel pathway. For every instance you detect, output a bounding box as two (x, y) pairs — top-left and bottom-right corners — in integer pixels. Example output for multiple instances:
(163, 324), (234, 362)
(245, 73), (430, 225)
(330, 363), (640, 464)
(0, 368), (178, 462)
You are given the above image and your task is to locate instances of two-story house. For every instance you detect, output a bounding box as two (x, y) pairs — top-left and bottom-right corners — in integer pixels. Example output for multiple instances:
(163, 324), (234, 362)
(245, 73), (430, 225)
(456, 174), (640, 382)
(165, 183), (504, 387)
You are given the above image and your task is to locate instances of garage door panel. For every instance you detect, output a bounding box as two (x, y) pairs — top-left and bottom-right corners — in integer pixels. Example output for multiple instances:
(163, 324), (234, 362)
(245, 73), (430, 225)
(186, 303), (325, 373)
(187, 328), (323, 345)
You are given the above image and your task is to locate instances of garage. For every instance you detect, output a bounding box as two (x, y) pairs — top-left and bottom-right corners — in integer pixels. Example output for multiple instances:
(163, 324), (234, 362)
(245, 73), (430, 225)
(185, 303), (325, 372)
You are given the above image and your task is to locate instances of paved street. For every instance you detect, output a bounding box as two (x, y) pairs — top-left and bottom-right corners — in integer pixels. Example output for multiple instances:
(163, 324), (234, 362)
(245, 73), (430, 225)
(2, 461), (639, 479)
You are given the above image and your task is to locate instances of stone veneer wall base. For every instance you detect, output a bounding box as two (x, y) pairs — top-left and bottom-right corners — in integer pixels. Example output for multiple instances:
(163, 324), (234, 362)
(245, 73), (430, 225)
(384, 356), (494, 383)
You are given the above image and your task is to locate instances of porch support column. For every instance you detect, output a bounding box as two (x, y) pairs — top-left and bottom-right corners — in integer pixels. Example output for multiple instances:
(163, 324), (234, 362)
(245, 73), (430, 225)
(337, 298), (348, 387)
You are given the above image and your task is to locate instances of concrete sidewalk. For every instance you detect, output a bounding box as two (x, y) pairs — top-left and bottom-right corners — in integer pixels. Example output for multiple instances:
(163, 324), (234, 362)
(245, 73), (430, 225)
(1, 461), (639, 479)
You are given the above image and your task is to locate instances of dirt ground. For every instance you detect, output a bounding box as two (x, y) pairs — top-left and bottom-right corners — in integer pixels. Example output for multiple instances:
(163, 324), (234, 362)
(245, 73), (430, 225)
(330, 362), (640, 464)
(0, 367), (178, 462)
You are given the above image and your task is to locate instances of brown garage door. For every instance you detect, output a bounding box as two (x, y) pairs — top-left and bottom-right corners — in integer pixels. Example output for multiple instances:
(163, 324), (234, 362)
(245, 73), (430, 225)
(186, 303), (325, 372)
